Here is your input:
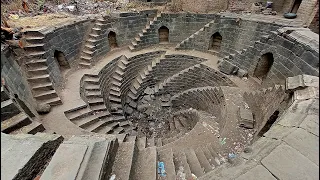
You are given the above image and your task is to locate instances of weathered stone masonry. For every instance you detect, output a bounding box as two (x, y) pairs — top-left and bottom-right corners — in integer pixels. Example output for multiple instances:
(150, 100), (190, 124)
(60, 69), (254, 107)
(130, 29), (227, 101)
(1, 46), (36, 114)
(43, 19), (91, 89)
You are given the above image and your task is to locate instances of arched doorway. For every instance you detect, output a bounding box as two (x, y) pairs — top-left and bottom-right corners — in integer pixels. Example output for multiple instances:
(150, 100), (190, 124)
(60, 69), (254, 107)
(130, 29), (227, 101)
(290, 0), (302, 13)
(108, 31), (118, 49)
(209, 32), (222, 51)
(253, 53), (274, 80)
(158, 26), (169, 43)
(54, 50), (70, 72)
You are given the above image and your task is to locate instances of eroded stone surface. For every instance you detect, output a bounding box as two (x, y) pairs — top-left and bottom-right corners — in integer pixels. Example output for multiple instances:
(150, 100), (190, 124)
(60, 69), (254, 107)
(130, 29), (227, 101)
(261, 143), (319, 180)
(236, 165), (276, 180)
(283, 128), (319, 166)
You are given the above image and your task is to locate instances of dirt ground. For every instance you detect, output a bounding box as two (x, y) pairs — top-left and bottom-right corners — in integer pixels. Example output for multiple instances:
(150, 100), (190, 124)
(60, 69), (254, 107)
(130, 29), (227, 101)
(6, 13), (77, 28)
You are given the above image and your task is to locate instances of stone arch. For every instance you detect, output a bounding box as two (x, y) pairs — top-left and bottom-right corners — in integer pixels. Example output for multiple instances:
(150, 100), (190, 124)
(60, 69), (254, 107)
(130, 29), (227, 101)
(158, 26), (169, 43)
(253, 52), (274, 80)
(108, 31), (118, 49)
(209, 32), (222, 51)
(54, 50), (70, 72)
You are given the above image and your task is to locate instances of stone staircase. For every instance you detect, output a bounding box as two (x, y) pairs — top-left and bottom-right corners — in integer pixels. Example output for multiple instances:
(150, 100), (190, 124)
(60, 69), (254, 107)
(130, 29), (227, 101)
(79, 17), (108, 68)
(126, 54), (165, 102)
(24, 31), (62, 106)
(129, 12), (162, 51)
(155, 63), (235, 95)
(218, 34), (271, 75)
(64, 104), (129, 134)
(40, 135), (118, 180)
(175, 20), (215, 50)
(1, 86), (45, 134)
(1, 133), (63, 180)
(108, 56), (129, 114)
(126, 54), (207, 104)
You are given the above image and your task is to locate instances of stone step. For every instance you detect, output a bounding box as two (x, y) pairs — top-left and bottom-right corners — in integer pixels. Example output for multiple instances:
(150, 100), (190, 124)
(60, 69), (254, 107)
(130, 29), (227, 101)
(90, 104), (107, 111)
(1, 112), (32, 134)
(28, 74), (50, 84)
(72, 114), (100, 129)
(201, 146), (214, 167)
(174, 118), (184, 131)
(34, 90), (58, 101)
(184, 148), (204, 177)
(85, 89), (102, 97)
(116, 133), (127, 142)
(207, 143), (221, 166)
(10, 121), (45, 135)
(85, 120), (108, 132)
(173, 151), (192, 179)
(40, 136), (117, 180)
(38, 96), (62, 106)
(155, 138), (163, 147)
(111, 139), (136, 180)
(25, 59), (47, 68)
(157, 148), (176, 180)
(79, 62), (91, 68)
(137, 136), (147, 150)
(64, 105), (92, 120)
(31, 82), (53, 91)
(1, 99), (21, 121)
(1, 86), (10, 102)
(85, 84), (100, 90)
(94, 121), (119, 134)
(1, 133), (62, 180)
(146, 136), (155, 147)
(195, 148), (212, 173)
(27, 66), (48, 76)
(112, 126), (124, 134)
(132, 146), (157, 180)
(88, 97), (104, 105)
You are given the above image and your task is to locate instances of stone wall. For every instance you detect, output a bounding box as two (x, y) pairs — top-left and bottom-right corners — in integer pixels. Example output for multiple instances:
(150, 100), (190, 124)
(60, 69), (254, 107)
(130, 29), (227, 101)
(308, 0), (319, 34)
(220, 28), (319, 85)
(176, 15), (284, 58)
(41, 19), (91, 89)
(87, 10), (158, 62)
(130, 13), (218, 50)
(1, 46), (37, 115)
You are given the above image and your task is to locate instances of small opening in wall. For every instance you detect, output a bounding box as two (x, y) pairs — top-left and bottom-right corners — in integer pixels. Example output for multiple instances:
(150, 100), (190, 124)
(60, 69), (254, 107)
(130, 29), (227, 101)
(54, 50), (70, 72)
(209, 32), (222, 51)
(158, 26), (169, 43)
(147, 0), (151, 2)
(257, 110), (279, 137)
(290, 0), (302, 13)
(108, 31), (118, 49)
(253, 52), (274, 80)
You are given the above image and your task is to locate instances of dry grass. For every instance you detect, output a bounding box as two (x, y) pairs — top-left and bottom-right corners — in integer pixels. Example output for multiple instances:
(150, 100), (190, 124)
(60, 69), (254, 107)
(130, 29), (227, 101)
(6, 12), (76, 28)
(165, 0), (183, 12)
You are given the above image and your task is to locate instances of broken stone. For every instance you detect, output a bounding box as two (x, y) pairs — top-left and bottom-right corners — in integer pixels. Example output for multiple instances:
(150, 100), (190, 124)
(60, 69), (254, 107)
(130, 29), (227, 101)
(144, 87), (154, 95)
(150, 94), (155, 100)
(144, 108), (153, 116)
(128, 100), (137, 108)
(125, 106), (133, 114)
(36, 103), (51, 114)
(238, 107), (254, 129)
(237, 69), (248, 78)
(293, 86), (319, 100)
(137, 104), (148, 112)
(161, 94), (171, 102)
(143, 95), (152, 102)
(286, 74), (319, 91)
(218, 60), (239, 75)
